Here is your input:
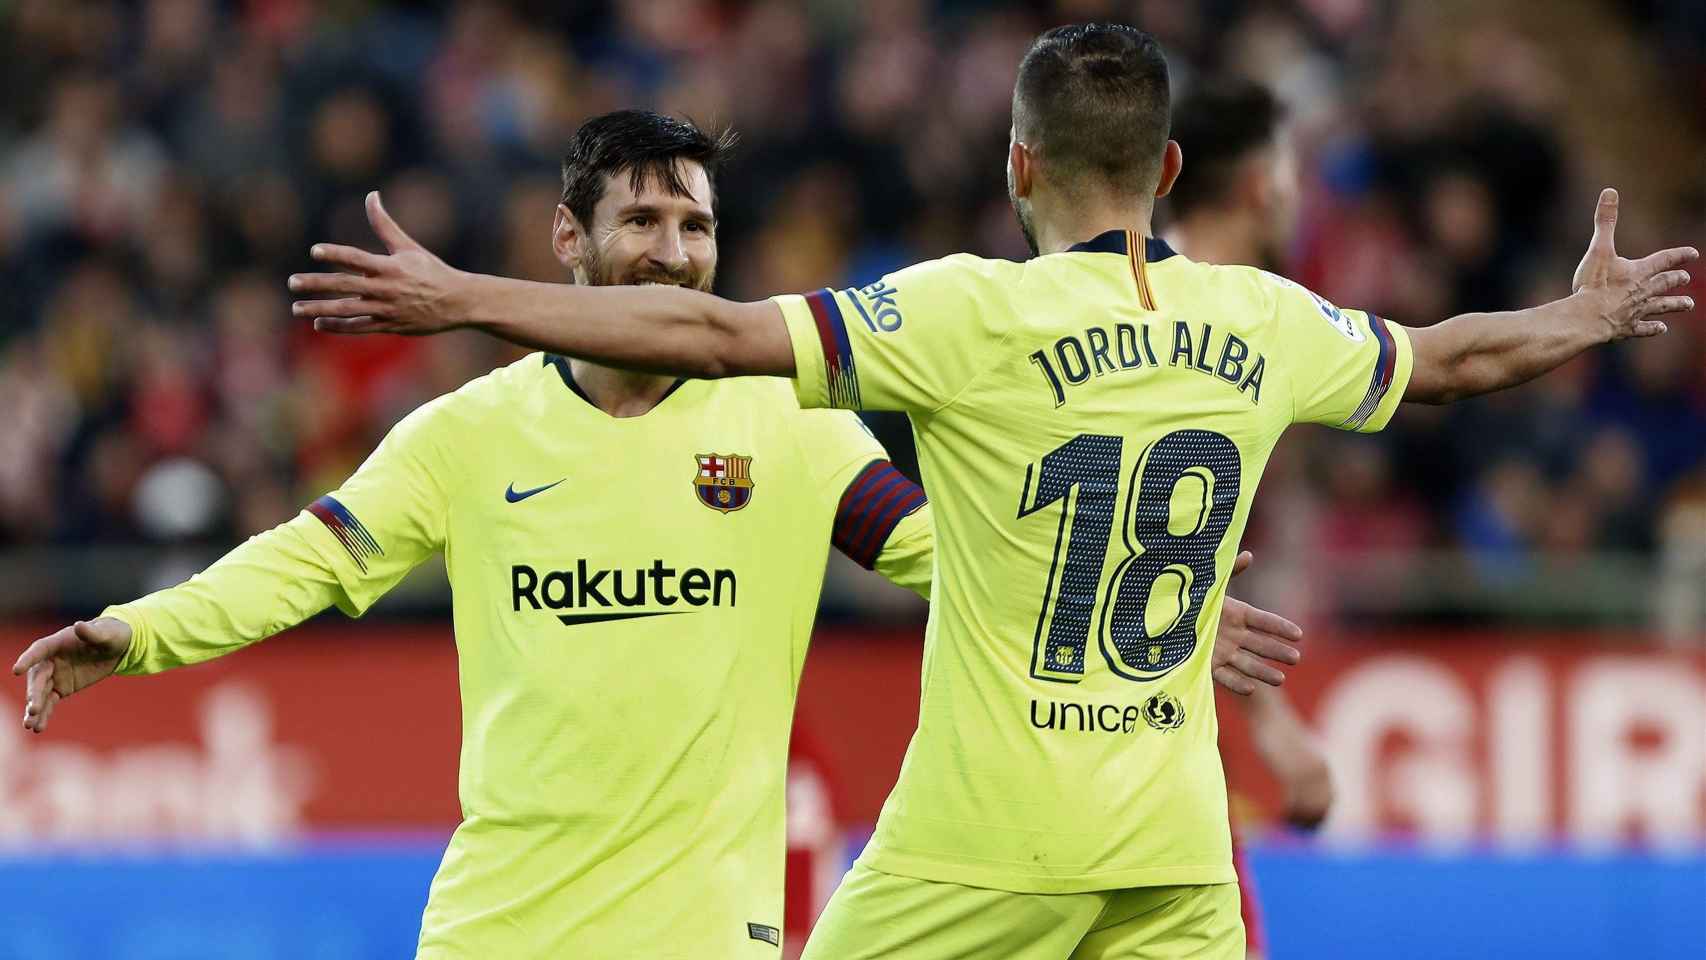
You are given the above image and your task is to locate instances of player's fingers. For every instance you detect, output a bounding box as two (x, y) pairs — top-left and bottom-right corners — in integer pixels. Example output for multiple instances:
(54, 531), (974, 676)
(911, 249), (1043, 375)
(309, 243), (388, 274)
(366, 191), (421, 254)
(293, 298), (390, 321)
(289, 272), (385, 297)
(1230, 550), (1253, 578)
(1238, 632), (1302, 666)
(1642, 269), (1693, 298)
(1639, 296), (1694, 318)
(311, 316), (389, 334)
(1589, 187), (1618, 254)
(1213, 665), (1257, 697)
(1629, 319), (1669, 338)
(1635, 245), (1700, 277)
(1232, 651), (1286, 687)
(13, 624), (76, 675)
(1241, 606), (1304, 644)
(23, 661), (52, 718)
(36, 690), (60, 732)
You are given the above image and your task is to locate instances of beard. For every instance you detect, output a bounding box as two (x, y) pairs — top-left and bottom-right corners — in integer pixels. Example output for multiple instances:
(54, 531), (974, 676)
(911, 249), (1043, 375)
(580, 239), (716, 291)
(1007, 165), (1039, 257)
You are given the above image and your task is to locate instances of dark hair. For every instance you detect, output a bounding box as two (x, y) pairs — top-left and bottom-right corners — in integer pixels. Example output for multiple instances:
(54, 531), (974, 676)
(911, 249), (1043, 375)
(559, 110), (737, 228)
(1166, 79), (1284, 219)
(1012, 23), (1171, 196)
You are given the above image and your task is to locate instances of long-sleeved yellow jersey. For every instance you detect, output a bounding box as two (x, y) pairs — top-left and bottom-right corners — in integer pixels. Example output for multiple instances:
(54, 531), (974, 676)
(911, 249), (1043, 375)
(773, 231), (1412, 893)
(106, 353), (931, 958)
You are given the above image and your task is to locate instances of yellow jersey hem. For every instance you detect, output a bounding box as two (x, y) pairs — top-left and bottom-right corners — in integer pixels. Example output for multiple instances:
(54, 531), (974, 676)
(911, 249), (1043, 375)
(860, 849), (1237, 894)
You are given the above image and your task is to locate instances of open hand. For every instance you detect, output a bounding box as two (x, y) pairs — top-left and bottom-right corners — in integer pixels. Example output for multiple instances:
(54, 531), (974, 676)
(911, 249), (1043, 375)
(12, 617), (132, 733)
(290, 191), (471, 335)
(1571, 188), (1697, 340)
(1213, 550), (1304, 696)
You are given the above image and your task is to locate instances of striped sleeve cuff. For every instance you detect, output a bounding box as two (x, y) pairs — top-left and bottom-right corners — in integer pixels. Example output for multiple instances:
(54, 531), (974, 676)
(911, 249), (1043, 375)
(833, 460), (928, 569)
(1340, 315), (1410, 432)
(773, 290), (860, 409)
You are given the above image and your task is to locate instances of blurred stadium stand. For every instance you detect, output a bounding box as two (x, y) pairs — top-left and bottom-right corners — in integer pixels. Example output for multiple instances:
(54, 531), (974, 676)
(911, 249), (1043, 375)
(0, 1), (1701, 958)
(1, 0), (1703, 633)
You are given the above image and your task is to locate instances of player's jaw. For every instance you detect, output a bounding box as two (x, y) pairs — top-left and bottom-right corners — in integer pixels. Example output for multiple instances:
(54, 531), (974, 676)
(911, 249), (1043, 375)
(580, 239), (716, 292)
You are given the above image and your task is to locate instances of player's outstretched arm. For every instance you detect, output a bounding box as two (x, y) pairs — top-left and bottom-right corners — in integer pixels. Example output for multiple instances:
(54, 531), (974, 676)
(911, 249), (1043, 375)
(10, 519), (351, 734)
(1404, 189), (1697, 404)
(291, 192), (795, 380)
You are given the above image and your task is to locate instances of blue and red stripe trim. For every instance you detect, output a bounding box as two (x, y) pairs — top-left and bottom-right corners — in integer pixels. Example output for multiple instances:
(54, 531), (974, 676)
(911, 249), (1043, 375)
(307, 495), (384, 573)
(805, 289), (861, 409)
(1342, 314), (1398, 430)
(833, 460), (927, 569)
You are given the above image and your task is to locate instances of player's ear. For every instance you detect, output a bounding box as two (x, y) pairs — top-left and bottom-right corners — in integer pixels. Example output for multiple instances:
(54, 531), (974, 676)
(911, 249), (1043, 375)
(552, 203), (585, 271)
(1009, 140), (1034, 199)
(1240, 148), (1277, 214)
(1154, 140), (1183, 198)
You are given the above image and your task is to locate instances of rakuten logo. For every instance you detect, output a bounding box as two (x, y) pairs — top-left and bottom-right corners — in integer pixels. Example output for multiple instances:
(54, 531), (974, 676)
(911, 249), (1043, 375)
(511, 561), (736, 625)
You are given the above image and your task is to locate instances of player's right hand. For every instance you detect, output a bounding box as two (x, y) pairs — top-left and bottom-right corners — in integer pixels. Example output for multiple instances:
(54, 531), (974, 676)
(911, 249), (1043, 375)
(12, 617), (131, 734)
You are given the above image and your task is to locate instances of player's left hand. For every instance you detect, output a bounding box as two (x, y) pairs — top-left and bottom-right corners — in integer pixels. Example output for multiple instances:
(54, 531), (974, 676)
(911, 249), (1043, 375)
(1570, 188), (1697, 340)
(290, 191), (472, 335)
(1213, 550), (1304, 696)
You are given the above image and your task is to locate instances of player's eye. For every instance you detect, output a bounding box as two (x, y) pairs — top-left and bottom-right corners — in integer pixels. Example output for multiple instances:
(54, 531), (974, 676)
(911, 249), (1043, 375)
(628, 215), (653, 228)
(685, 221), (708, 233)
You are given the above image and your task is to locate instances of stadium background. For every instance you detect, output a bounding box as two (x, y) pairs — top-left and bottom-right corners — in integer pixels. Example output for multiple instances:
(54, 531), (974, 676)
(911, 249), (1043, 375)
(1, 0), (1702, 957)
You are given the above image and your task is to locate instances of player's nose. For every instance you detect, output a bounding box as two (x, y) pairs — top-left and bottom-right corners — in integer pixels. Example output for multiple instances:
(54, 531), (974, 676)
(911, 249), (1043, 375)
(648, 229), (691, 274)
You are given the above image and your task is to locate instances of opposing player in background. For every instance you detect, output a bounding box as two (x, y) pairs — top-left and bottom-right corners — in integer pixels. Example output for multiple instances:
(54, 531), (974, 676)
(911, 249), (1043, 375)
(1164, 78), (1339, 960)
(15, 109), (1303, 958)
(289, 22), (1696, 958)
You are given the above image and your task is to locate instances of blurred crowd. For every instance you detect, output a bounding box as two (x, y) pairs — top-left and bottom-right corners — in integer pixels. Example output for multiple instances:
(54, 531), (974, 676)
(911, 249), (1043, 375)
(0, 0), (1703, 627)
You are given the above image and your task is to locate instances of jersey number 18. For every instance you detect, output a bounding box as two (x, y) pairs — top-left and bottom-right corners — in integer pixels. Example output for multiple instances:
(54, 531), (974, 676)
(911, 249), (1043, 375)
(1017, 430), (1241, 683)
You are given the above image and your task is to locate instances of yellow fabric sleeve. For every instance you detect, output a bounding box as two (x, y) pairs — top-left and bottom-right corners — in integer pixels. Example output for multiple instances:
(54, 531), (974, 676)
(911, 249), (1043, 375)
(106, 515), (345, 675)
(771, 254), (1012, 414)
(1265, 271), (1413, 432)
(107, 394), (457, 674)
(873, 504), (933, 600)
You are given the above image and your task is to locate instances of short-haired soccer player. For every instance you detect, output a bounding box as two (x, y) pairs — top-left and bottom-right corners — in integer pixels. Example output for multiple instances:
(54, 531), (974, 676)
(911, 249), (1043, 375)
(289, 24), (1696, 960)
(1165, 77), (1340, 960)
(17, 108), (1303, 958)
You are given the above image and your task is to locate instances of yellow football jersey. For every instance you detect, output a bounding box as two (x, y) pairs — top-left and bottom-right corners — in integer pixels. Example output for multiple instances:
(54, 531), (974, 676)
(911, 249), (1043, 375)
(773, 230), (1412, 893)
(106, 353), (931, 958)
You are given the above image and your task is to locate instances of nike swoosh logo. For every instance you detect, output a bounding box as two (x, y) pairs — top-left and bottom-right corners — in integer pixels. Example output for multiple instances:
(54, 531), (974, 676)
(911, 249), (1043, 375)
(556, 611), (690, 626)
(505, 479), (565, 503)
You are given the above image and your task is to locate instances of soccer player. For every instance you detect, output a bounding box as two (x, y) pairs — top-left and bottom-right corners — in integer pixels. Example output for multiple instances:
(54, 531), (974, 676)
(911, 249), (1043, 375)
(288, 22), (1696, 957)
(1164, 77), (1338, 960)
(15, 109), (1302, 958)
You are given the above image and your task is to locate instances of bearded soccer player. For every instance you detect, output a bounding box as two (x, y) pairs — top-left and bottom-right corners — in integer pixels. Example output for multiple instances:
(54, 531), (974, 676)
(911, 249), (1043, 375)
(15, 109), (1302, 958)
(290, 22), (1696, 957)
(1164, 77), (1339, 960)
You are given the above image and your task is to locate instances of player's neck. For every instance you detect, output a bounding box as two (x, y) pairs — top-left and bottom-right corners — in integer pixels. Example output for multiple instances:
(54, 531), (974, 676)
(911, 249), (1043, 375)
(1162, 211), (1262, 267)
(1034, 198), (1156, 255)
(567, 358), (679, 418)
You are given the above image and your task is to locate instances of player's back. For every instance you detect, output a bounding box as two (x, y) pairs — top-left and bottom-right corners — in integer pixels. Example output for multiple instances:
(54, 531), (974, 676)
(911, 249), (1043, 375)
(774, 229), (1411, 893)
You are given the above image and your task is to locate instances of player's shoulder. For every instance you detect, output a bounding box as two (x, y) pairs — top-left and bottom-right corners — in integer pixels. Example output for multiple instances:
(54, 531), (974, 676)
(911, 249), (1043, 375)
(397, 353), (543, 431)
(889, 251), (1025, 291)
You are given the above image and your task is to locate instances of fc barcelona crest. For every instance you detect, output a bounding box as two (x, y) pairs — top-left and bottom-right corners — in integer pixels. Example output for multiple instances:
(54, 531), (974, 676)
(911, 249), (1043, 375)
(693, 453), (755, 513)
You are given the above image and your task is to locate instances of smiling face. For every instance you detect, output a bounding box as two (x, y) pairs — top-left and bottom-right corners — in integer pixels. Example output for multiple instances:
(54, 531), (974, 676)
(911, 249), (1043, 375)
(554, 159), (719, 292)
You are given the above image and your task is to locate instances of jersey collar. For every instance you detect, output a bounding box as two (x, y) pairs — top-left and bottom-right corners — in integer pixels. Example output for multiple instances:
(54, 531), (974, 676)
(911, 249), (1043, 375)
(544, 354), (688, 414)
(1065, 230), (1177, 262)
